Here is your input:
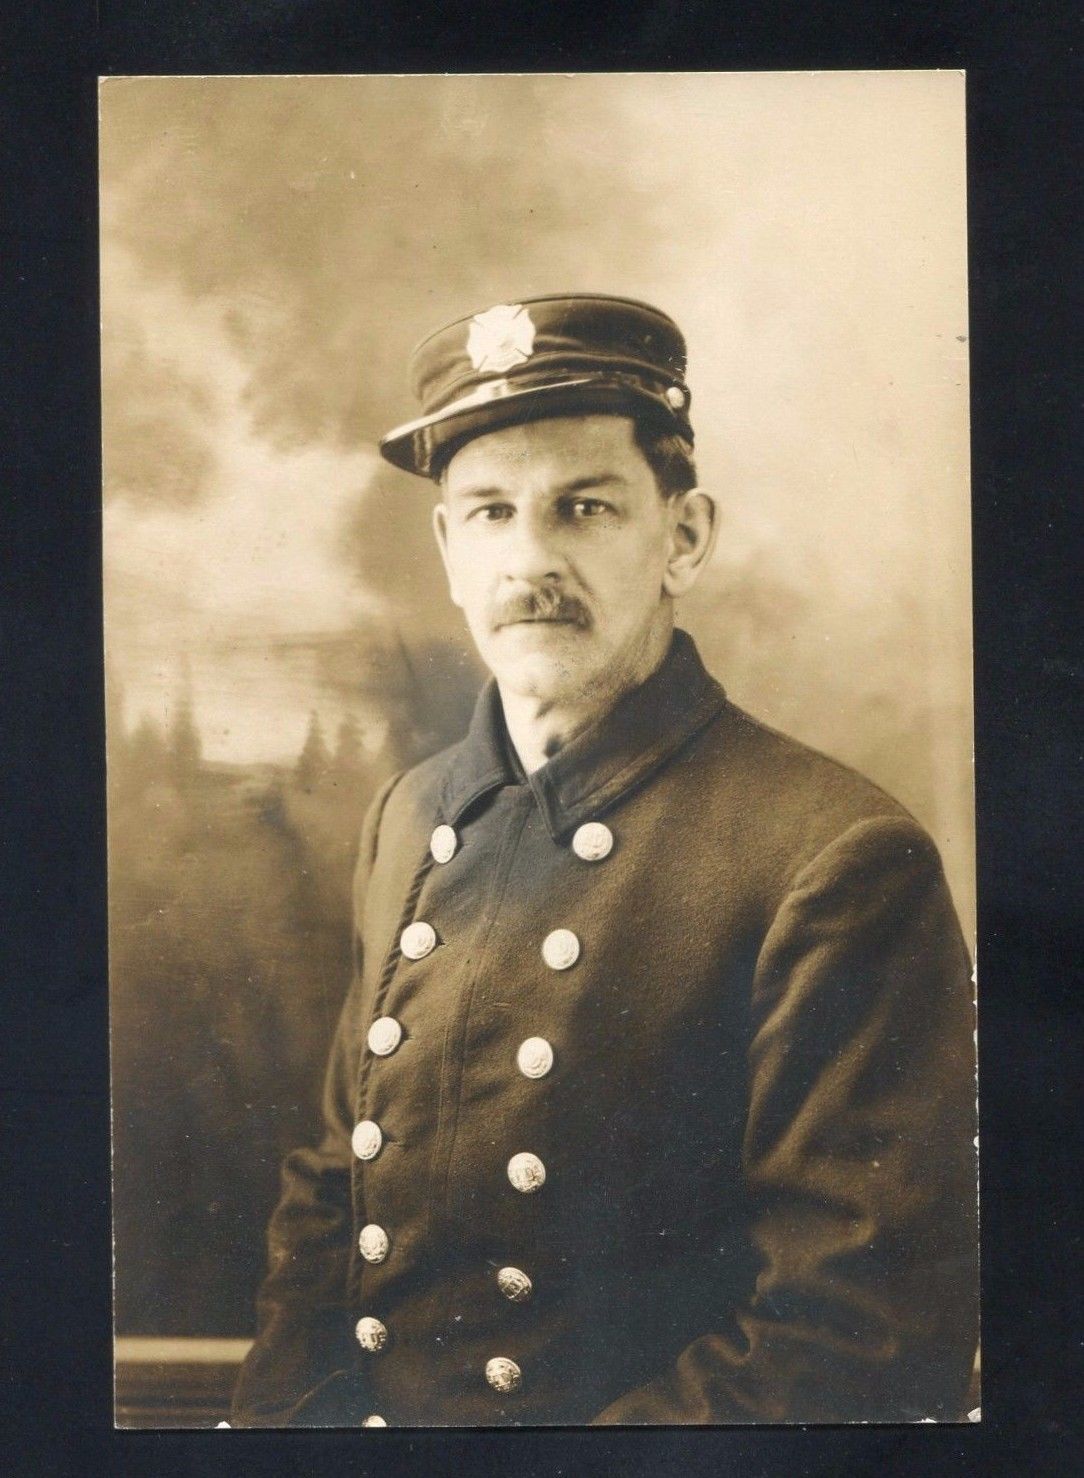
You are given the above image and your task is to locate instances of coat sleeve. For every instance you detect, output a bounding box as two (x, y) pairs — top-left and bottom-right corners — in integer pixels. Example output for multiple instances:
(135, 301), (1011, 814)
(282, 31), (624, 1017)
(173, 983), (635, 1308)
(593, 813), (979, 1425)
(229, 772), (403, 1428)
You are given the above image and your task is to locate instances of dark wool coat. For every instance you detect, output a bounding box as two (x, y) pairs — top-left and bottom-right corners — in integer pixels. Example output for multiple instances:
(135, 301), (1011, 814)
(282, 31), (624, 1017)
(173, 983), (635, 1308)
(231, 630), (978, 1427)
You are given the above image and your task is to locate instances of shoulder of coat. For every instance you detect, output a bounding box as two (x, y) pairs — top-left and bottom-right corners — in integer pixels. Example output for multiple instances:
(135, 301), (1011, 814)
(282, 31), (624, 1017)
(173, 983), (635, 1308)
(710, 698), (934, 852)
(377, 741), (458, 826)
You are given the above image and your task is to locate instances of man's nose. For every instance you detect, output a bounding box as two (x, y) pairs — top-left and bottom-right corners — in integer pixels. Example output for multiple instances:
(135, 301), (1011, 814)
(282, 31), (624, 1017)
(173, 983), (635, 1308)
(501, 507), (563, 583)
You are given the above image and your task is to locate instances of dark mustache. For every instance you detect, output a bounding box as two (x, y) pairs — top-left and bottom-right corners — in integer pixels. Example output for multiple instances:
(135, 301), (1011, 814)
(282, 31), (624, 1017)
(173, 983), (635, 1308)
(492, 585), (591, 629)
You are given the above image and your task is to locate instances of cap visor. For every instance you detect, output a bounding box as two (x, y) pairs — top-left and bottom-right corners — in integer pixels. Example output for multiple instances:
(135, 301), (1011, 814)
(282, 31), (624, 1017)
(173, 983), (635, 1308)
(379, 376), (683, 477)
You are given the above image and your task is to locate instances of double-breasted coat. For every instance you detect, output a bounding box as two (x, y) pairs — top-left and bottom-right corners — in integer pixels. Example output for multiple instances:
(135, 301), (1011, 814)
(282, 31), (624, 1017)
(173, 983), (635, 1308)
(231, 630), (978, 1427)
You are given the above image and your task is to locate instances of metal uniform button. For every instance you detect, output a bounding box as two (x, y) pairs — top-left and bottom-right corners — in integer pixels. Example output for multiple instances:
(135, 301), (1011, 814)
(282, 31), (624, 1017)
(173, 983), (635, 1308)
(665, 384), (687, 409)
(367, 1016), (403, 1056)
(430, 824), (458, 863)
(541, 928), (580, 971)
(352, 1120), (383, 1161)
(507, 1152), (546, 1193)
(516, 1037), (554, 1080)
(485, 1356), (523, 1394)
(497, 1266), (533, 1302)
(400, 920), (437, 960)
(571, 821), (614, 861)
(355, 1316), (389, 1353)
(358, 1223), (390, 1264)
(362, 1415), (387, 1427)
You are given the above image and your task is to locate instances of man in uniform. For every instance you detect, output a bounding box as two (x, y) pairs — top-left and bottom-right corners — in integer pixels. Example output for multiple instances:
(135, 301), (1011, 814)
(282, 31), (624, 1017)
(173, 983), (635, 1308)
(231, 295), (978, 1427)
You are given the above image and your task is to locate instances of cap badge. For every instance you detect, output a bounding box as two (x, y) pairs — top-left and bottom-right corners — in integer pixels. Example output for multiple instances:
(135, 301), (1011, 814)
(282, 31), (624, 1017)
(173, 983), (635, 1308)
(467, 303), (536, 374)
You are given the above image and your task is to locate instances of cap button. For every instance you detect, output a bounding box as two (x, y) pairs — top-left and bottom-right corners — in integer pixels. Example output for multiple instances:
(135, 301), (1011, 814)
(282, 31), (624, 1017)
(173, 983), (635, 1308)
(665, 384), (687, 410)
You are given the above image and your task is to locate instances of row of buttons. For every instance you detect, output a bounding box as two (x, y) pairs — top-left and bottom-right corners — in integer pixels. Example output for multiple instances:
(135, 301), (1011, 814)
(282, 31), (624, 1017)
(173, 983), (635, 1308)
(352, 817), (615, 1410)
(401, 917), (584, 974)
(355, 1332), (529, 1389)
(352, 822), (459, 1425)
(365, 1024), (554, 1077)
(350, 1032), (555, 1165)
(352, 1128), (550, 1196)
(470, 822), (613, 1398)
(434, 819), (612, 867)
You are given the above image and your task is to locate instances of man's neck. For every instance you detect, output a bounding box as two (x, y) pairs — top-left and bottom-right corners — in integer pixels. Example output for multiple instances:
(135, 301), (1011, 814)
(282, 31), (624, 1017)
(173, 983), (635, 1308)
(498, 621), (674, 777)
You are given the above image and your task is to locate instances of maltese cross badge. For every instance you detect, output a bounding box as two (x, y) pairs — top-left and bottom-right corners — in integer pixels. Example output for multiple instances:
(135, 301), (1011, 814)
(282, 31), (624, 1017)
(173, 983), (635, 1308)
(466, 303), (537, 374)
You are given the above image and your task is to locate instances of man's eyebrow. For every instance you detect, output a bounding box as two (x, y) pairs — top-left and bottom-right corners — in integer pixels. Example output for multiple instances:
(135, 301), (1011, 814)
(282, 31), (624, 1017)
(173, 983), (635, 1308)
(450, 472), (629, 502)
(452, 484), (510, 501)
(555, 473), (628, 495)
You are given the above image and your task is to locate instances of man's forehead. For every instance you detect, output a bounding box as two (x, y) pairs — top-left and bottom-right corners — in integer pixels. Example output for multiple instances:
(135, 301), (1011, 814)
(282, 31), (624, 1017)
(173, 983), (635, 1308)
(442, 413), (643, 490)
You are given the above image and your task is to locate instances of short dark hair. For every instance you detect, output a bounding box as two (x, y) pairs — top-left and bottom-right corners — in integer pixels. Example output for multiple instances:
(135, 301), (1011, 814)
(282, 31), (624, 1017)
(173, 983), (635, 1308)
(432, 413), (697, 495)
(632, 420), (698, 500)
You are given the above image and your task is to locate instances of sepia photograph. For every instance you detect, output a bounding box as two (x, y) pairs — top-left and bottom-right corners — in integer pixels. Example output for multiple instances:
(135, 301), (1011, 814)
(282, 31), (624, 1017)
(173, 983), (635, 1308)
(101, 70), (979, 1429)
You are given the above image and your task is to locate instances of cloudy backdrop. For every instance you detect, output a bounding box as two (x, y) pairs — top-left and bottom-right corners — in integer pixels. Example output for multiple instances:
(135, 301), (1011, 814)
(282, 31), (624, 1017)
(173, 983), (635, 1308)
(102, 72), (973, 1358)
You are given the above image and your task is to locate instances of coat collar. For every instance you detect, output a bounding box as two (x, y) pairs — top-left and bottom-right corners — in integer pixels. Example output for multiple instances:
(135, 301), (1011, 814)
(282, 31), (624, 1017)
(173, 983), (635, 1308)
(438, 629), (727, 841)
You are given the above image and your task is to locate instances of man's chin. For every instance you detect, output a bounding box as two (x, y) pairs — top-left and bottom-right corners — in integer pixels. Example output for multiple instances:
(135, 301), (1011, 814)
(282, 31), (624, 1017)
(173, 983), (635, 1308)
(483, 636), (594, 703)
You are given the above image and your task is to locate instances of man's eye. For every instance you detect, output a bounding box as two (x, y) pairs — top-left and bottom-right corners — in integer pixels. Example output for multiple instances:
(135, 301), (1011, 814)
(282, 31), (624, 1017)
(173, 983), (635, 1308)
(570, 498), (610, 518)
(469, 504), (514, 523)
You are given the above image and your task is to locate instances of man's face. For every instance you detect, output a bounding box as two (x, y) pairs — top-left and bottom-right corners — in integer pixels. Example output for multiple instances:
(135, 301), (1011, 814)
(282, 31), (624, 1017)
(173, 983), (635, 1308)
(433, 414), (677, 707)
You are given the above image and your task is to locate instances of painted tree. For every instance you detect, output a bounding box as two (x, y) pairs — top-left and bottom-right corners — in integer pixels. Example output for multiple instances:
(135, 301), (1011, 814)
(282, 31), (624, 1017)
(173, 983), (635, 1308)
(168, 693), (202, 785)
(295, 710), (330, 791)
(332, 713), (363, 776)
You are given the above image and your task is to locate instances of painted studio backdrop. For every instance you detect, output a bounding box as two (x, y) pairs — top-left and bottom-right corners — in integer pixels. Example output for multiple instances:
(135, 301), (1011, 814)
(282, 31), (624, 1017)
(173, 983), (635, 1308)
(102, 72), (973, 1419)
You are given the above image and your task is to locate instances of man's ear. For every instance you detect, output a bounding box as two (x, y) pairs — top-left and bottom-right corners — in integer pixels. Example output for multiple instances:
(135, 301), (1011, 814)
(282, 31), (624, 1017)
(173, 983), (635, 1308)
(662, 488), (718, 598)
(431, 499), (464, 609)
